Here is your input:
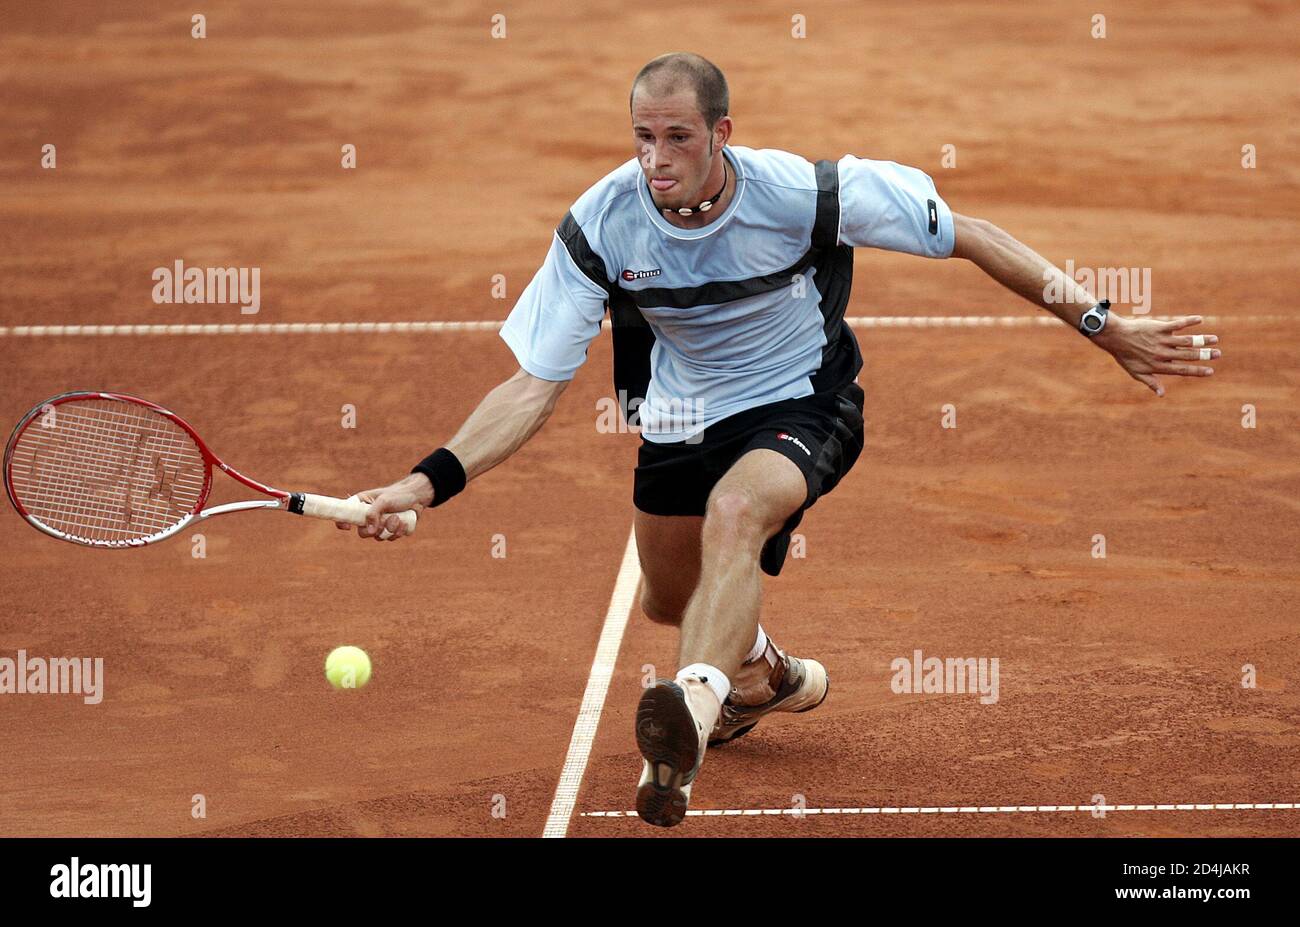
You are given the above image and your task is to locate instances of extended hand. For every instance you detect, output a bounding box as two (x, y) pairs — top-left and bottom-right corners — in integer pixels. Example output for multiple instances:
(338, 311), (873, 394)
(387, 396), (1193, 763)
(1093, 314), (1221, 397)
(334, 473), (434, 541)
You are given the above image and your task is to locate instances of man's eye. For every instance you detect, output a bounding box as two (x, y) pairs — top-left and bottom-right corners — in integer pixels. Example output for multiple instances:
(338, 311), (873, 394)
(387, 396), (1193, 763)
(672, 135), (687, 143)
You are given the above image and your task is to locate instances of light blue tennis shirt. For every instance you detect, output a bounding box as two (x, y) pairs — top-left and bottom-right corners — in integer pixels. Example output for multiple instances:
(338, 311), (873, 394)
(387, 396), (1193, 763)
(500, 145), (954, 443)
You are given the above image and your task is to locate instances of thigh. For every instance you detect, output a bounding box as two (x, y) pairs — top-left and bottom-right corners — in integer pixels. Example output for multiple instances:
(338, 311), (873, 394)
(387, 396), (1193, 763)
(706, 447), (809, 538)
(718, 390), (859, 576)
(634, 509), (704, 612)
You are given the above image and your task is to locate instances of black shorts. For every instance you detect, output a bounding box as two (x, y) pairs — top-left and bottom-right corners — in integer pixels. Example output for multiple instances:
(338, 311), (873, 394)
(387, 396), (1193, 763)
(633, 380), (866, 577)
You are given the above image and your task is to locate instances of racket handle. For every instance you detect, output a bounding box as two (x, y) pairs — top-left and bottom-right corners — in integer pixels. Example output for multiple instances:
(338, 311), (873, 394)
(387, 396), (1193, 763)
(289, 493), (418, 535)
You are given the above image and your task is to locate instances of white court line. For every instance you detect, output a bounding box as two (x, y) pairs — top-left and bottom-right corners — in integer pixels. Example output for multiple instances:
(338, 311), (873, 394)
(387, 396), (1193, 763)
(581, 802), (1299, 818)
(0, 314), (1291, 337)
(541, 526), (640, 838)
(0, 320), (504, 337)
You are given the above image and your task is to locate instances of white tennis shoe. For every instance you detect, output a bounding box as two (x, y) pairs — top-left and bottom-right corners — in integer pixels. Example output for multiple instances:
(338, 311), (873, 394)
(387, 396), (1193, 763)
(635, 677), (719, 827)
(709, 642), (829, 747)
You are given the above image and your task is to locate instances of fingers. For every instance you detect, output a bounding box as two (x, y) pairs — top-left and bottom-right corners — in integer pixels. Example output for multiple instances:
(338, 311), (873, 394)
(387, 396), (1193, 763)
(1155, 361), (1215, 378)
(363, 497), (387, 537)
(367, 512), (411, 542)
(1164, 346), (1222, 362)
(360, 496), (418, 541)
(1162, 330), (1222, 364)
(1153, 326), (1222, 379)
(383, 512), (408, 540)
(334, 486), (418, 541)
(1133, 372), (1164, 397)
(1169, 333), (1219, 348)
(1132, 360), (1213, 399)
(1158, 315), (1203, 332)
(336, 489), (379, 531)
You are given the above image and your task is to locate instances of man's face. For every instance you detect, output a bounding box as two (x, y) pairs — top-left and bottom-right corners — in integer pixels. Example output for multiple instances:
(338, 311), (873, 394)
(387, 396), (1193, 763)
(631, 87), (724, 212)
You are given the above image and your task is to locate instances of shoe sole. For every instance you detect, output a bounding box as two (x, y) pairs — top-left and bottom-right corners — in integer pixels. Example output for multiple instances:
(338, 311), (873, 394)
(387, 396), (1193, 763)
(635, 682), (702, 827)
(708, 667), (830, 748)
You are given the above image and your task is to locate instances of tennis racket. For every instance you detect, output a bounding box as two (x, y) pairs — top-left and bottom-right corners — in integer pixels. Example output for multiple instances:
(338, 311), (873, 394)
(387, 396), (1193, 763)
(3, 391), (416, 548)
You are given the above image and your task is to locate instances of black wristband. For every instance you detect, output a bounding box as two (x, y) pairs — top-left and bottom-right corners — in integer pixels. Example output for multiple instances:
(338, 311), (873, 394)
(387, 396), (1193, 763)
(411, 448), (467, 508)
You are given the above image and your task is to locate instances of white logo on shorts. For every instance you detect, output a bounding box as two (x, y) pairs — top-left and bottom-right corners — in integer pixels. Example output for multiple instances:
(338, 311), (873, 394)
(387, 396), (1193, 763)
(776, 432), (811, 457)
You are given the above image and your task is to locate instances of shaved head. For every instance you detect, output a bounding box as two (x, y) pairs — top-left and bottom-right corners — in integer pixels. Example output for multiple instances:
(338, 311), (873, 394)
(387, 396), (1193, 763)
(630, 52), (729, 129)
(629, 53), (735, 225)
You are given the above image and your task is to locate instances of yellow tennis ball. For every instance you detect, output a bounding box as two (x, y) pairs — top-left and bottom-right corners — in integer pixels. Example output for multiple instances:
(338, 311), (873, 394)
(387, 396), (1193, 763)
(325, 646), (372, 690)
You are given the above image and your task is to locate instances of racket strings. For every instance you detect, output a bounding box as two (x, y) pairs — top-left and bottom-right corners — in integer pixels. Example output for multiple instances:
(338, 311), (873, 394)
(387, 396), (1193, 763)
(8, 399), (207, 544)
(18, 413), (201, 537)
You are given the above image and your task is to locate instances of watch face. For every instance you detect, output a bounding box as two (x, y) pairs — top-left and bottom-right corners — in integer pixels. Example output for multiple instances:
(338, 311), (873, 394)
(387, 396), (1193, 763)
(1084, 313), (1102, 331)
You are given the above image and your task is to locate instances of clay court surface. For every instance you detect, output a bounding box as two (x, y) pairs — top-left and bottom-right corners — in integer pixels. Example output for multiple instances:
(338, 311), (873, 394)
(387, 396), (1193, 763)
(1, 1), (1297, 838)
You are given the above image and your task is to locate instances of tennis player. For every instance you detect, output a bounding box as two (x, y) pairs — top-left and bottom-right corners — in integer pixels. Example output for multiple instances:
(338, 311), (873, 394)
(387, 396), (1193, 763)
(339, 53), (1220, 827)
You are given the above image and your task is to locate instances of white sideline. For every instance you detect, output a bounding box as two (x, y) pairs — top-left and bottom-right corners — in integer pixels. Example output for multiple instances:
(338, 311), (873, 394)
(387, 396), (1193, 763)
(541, 526), (640, 838)
(581, 802), (1299, 818)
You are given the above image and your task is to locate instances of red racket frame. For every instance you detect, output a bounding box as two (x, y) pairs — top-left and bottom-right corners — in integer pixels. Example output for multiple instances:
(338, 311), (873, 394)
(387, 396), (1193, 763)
(4, 391), (294, 548)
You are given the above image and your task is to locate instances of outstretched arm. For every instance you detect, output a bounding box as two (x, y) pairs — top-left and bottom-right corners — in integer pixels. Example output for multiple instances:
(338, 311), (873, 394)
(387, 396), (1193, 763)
(951, 212), (1220, 396)
(338, 366), (568, 540)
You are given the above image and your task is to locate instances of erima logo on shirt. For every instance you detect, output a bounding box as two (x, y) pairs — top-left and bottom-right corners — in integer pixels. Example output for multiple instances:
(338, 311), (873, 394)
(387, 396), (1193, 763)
(777, 432), (811, 457)
(622, 268), (662, 281)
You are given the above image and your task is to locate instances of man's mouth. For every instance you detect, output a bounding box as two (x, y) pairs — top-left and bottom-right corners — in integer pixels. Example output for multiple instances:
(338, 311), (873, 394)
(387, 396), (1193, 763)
(650, 178), (677, 191)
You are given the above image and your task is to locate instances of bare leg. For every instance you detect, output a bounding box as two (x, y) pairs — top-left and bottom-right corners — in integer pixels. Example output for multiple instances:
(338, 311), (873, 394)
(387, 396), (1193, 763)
(633, 510), (702, 627)
(636, 449), (817, 826)
(677, 448), (806, 681)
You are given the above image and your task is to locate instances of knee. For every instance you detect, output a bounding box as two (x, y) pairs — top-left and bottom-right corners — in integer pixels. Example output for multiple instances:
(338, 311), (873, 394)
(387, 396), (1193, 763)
(639, 586), (685, 626)
(703, 489), (764, 544)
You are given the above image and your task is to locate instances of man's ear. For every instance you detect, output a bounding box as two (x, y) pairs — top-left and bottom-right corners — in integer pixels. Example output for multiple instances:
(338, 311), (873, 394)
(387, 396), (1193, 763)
(713, 116), (733, 154)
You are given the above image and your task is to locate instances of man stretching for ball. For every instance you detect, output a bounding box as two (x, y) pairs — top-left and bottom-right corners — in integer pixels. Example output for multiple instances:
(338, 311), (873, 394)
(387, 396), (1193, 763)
(339, 53), (1221, 826)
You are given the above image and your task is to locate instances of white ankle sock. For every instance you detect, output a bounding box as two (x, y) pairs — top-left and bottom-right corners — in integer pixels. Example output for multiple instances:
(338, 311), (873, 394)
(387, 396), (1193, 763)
(743, 626), (768, 664)
(676, 663), (730, 706)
